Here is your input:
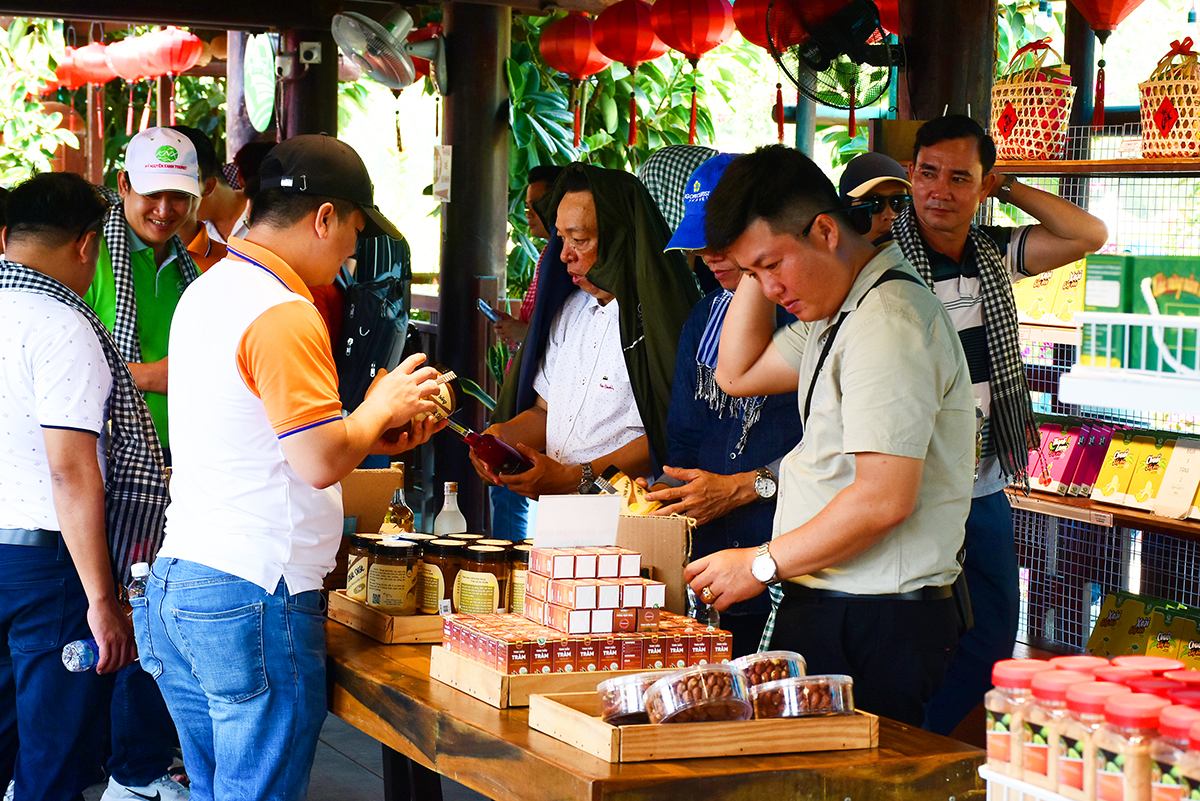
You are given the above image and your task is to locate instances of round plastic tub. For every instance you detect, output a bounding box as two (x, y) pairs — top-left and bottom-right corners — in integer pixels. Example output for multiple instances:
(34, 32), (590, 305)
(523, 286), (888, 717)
(730, 650), (807, 687)
(597, 672), (660, 726)
(644, 663), (752, 724)
(749, 674), (856, 719)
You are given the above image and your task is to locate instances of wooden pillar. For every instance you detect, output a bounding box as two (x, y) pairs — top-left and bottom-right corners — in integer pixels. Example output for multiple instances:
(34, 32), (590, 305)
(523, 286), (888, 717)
(156, 75), (170, 127)
(282, 29), (339, 137)
(224, 30), (260, 158)
(896, 0), (996, 125)
(435, 3), (511, 531)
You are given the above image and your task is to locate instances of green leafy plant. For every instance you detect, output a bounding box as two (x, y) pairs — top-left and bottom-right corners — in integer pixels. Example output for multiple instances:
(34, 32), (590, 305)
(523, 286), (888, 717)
(0, 18), (78, 185)
(820, 125), (869, 169)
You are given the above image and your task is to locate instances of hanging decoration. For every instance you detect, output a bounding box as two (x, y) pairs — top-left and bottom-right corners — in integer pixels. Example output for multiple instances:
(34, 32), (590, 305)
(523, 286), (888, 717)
(142, 27), (203, 121)
(73, 38), (116, 146)
(651, 0), (735, 144)
(539, 12), (613, 147)
(106, 36), (149, 136)
(594, 0), (669, 146)
(1065, 0), (1150, 125)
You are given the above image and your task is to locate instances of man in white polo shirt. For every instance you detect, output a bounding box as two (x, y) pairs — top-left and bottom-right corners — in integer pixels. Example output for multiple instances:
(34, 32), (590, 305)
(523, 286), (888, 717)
(133, 135), (442, 801)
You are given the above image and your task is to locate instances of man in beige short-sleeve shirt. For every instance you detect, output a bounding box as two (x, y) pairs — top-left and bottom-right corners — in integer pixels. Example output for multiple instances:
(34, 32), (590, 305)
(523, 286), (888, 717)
(685, 145), (975, 726)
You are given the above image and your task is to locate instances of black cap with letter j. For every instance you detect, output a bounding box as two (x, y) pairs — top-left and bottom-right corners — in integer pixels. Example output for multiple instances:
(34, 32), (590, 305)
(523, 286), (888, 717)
(257, 133), (402, 241)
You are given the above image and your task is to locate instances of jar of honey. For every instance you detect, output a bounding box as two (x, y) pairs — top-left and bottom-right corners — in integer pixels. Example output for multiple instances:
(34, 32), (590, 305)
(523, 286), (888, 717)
(453, 545), (509, 614)
(419, 538), (465, 615)
(367, 539), (419, 616)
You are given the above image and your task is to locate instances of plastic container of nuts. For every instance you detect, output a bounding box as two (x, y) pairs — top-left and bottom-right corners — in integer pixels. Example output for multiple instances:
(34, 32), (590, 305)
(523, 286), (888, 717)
(644, 663), (752, 724)
(597, 672), (661, 726)
(750, 674), (855, 719)
(730, 650), (807, 687)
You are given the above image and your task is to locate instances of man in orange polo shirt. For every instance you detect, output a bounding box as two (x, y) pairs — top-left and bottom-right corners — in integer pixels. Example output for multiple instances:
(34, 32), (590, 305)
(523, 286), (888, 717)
(170, 125), (227, 272)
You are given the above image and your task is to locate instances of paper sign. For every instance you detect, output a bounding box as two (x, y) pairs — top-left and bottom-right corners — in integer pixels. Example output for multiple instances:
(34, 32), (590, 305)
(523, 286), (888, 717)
(533, 494), (622, 547)
(1155, 95), (1180, 136)
(433, 145), (452, 202)
(998, 102), (1019, 139)
(1153, 438), (1200, 519)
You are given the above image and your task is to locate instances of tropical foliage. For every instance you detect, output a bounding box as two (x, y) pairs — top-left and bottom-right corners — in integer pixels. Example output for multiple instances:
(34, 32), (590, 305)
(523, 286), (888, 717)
(0, 19), (78, 185)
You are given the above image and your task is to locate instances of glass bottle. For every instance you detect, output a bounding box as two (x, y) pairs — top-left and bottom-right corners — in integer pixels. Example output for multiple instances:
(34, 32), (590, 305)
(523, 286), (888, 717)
(433, 482), (468, 536)
(444, 419), (533, 475)
(382, 487), (415, 534)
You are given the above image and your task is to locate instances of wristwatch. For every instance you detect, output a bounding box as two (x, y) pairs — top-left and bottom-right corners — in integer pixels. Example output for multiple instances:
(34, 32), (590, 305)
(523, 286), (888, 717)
(578, 462), (595, 494)
(753, 467), (777, 502)
(751, 542), (781, 585)
(995, 174), (1018, 204)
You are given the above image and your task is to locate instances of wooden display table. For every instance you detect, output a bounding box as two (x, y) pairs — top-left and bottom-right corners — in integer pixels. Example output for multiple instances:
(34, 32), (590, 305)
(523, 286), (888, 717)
(326, 620), (987, 801)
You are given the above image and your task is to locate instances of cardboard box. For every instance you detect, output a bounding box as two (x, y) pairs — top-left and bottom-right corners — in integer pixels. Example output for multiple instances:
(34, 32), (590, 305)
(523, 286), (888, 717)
(1029, 424), (1078, 494)
(1127, 256), (1200, 374)
(1091, 432), (1148, 506)
(548, 603), (591, 635)
(1070, 425), (1112, 496)
(613, 608), (637, 632)
(1051, 259), (1086, 324)
(1014, 268), (1061, 325)
(591, 609), (614, 634)
(637, 607), (661, 632)
(550, 579), (598, 610)
(326, 467), (405, 593)
(614, 515), (692, 614)
(1081, 254), (1133, 366)
(1124, 437), (1175, 511)
(1154, 438), (1200, 519)
(1086, 592), (1160, 658)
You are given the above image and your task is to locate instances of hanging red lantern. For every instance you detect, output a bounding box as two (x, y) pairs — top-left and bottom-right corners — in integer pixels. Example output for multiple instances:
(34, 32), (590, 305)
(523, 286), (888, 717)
(72, 42), (117, 85)
(539, 12), (613, 147)
(107, 36), (148, 135)
(733, 0), (775, 50)
(1065, 0), (1149, 125)
(141, 27), (203, 123)
(651, 0), (734, 144)
(876, 0), (902, 35)
(595, 0), (668, 146)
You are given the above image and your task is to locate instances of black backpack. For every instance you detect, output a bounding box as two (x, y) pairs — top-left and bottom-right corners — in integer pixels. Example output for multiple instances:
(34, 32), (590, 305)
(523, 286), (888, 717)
(333, 236), (412, 412)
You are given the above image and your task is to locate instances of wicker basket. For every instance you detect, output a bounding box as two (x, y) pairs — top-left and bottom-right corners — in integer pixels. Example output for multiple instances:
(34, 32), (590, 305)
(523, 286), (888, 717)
(1139, 38), (1200, 159)
(990, 38), (1076, 161)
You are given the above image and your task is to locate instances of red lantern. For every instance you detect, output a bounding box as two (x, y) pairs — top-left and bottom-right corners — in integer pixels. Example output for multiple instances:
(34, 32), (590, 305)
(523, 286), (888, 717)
(1065, 0), (1148, 125)
(539, 12), (613, 147)
(72, 42), (117, 85)
(107, 36), (148, 135)
(876, 0), (902, 35)
(733, 0), (774, 50)
(595, 0), (669, 146)
(651, 0), (734, 144)
(141, 27), (203, 123)
(54, 47), (84, 91)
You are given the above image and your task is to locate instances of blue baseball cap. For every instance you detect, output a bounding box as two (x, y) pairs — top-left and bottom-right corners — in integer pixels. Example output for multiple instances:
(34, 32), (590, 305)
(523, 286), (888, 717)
(664, 153), (740, 252)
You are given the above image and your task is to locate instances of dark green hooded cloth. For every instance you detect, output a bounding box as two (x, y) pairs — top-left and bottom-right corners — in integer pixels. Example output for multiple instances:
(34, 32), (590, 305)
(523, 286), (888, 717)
(493, 162), (700, 473)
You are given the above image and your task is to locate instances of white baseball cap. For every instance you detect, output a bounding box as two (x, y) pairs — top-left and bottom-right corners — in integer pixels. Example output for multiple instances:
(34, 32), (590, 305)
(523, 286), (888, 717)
(124, 127), (201, 198)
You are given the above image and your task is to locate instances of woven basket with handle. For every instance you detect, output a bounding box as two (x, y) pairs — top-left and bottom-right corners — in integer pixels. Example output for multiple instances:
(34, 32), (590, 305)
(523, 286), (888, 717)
(990, 38), (1076, 161)
(1139, 37), (1200, 159)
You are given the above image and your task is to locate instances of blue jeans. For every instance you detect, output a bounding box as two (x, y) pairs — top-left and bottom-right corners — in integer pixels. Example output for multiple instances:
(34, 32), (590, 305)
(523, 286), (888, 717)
(488, 485), (535, 541)
(922, 491), (1020, 734)
(0, 539), (112, 801)
(133, 559), (328, 801)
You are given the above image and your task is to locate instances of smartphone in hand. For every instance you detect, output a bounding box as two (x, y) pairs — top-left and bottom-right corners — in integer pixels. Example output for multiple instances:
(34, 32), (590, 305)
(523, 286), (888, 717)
(477, 298), (502, 323)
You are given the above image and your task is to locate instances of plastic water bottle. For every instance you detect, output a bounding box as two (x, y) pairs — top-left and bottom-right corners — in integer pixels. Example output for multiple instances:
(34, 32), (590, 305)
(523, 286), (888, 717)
(62, 562), (150, 672)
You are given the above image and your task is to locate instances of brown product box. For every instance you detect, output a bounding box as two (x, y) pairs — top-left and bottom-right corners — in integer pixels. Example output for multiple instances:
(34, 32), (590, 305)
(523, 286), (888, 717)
(591, 608), (614, 634)
(613, 608), (638, 633)
(710, 629), (732, 663)
(442, 616), (459, 653)
(529, 636), (555, 674)
(329, 467), (404, 593)
(552, 638), (578, 673)
(529, 548), (576, 579)
(576, 636), (600, 672)
(590, 547), (622, 578)
(548, 603), (591, 635)
(496, 633), (531, 676)
(523, 598), (548, 627)
(594, 579), (622, 609)
(619, 633), (645, 671)
(620, 580), (644, 609)
(614, 515), (690, 614)
(643, 634), (666, 669)
(616, 547), (642, 578)
(524, 570), (550, 602)
(598, 636), (621, 671)
(549, 579), (598, 610)
(665, 633), (688, 668)
(637, 607), (661, 632)
(687, 631), (711, 666)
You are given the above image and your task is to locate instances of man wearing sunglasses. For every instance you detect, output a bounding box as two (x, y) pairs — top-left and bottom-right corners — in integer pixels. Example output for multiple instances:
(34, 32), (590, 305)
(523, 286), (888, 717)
(890, 115), (1108, 737)
(839, 152), (913, 245)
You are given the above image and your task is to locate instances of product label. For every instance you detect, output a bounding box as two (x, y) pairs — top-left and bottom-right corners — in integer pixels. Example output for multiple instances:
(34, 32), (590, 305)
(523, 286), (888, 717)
(367, 563), (416, 613)
(453, 570), (500, 614)
(1025, 720), (1050, 776)
(1059, 735), (1084, 791)
(1178, 771), (1200, 801)
(346, 554), (369, 601)
(418, 562), (444, 615)
(1098, 746), (1128, 801)
(985, 709), (1012, 764)
(510, 568), (527, 615)
(1151, 759), (1185, 801)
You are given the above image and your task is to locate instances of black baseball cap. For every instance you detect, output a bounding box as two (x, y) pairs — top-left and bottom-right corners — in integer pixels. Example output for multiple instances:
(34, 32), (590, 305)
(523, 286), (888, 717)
(258, 134), (402, 240)
(838, 152), (911, 203)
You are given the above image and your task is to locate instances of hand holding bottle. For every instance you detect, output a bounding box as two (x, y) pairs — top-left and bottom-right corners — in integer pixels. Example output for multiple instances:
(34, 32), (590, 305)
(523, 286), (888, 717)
(363, 353), (441, 431)
(86, 596), (136, 674)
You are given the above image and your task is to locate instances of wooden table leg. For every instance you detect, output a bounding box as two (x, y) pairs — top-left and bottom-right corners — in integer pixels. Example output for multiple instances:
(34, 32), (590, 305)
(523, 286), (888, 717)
(382, 745), (444, 801)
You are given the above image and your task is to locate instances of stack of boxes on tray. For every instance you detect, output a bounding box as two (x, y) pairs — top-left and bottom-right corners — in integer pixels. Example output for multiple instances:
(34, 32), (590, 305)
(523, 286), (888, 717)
(442, 546), (733, 675)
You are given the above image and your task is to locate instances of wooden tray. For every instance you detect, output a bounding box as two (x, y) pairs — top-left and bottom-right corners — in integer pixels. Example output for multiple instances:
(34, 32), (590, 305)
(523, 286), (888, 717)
(429, 645), (676, 709)
(327, 590), (443, 644)
(528, 691), (879, 763)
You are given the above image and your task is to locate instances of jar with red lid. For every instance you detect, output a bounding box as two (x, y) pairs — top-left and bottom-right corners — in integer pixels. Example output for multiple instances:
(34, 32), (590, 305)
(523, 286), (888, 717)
(1025, 670), (1091, 789)
(1150, 705), (1200, 801)
(1113, 656), (1187, 676)
(1057, 681), (1133, 800)
(1177, 721), (1200, 800)
(1169, 690), (1200, 711)
(1164, 671), (1200, 688)
(1096, 666), (1155, 686)
(1051, 655), (1112, 675)
(1094, 693), (1171, 801)
(985, 659), (1050, 776)
(1128, 678), (1187, 699)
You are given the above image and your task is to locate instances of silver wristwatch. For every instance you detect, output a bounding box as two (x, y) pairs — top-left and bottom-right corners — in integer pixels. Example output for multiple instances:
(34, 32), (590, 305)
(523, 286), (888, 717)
(753, 467), (777, 502)
(578, 462), (594, 493)
(751, 542), (781, 585)
(996, 174), (1018, 204)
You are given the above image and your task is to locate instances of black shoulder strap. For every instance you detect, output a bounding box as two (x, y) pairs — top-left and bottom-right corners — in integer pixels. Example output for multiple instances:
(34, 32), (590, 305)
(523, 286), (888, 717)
(802, 269), (925, 422)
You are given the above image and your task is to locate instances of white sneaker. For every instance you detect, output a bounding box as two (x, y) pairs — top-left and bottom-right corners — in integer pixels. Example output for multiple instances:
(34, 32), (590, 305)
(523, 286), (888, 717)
(4, 779), (13, 801)
(100, 774), (191, 801)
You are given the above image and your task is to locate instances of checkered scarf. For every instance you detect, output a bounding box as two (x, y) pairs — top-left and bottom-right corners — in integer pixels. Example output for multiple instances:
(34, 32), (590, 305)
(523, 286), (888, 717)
(101, 197), (200, 362)
(636, 145), (718, 231)
(0, 261), (168, 584)
(892, 206), (1040, 489)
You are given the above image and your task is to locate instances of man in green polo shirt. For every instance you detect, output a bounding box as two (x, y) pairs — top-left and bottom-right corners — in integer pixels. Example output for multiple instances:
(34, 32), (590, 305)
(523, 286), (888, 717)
(85, 127), (201, 459)
(83, 126), (199, 801)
